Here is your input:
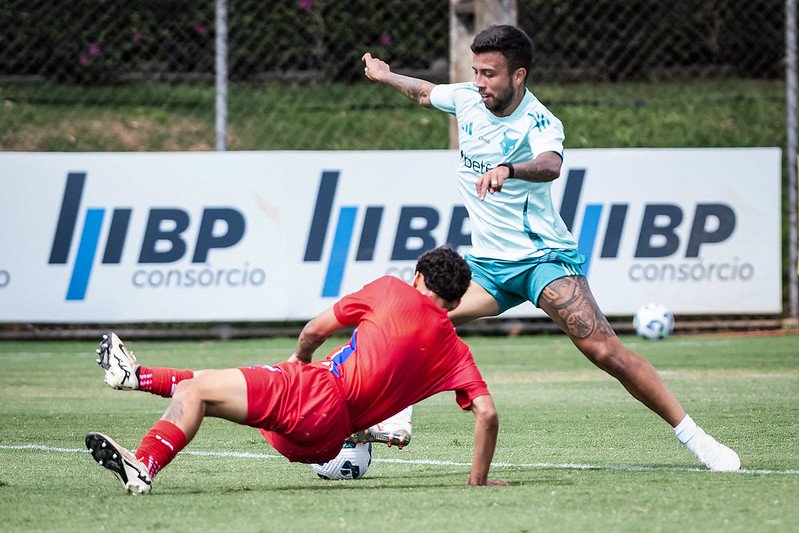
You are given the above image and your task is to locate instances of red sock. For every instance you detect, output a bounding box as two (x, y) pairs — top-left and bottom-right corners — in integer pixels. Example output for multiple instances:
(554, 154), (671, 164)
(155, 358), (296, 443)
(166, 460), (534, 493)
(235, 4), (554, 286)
(134, 420), (187, 478)
(138, 366), (194, 397)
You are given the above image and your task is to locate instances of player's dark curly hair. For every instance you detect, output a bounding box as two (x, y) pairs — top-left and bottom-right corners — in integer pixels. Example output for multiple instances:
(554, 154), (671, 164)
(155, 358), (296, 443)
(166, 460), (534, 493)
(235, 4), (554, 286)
(471, 25), (534, 82)
(415, 247), (471, 302)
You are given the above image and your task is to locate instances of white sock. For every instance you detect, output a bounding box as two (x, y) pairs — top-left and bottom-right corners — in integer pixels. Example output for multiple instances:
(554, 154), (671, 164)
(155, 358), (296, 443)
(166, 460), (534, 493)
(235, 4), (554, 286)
(674, 414), (706, 452)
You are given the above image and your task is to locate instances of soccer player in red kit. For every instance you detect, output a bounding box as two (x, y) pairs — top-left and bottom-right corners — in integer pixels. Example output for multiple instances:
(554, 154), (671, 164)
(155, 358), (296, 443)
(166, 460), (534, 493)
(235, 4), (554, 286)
(86, 247), (507, 494)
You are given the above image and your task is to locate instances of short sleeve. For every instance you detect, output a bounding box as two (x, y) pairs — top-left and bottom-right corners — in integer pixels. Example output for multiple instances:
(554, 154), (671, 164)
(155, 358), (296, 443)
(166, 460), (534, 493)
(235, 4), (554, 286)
(528, 112), (565, 159)
(430, 83), (460, 115)
(447, 341), (490, 410)
(333, 276), (392, 326)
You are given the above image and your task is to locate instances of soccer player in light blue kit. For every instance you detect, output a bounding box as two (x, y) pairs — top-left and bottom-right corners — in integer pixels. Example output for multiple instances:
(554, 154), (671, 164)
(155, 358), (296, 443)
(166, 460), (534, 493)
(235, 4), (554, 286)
(362, 24), (740, 471)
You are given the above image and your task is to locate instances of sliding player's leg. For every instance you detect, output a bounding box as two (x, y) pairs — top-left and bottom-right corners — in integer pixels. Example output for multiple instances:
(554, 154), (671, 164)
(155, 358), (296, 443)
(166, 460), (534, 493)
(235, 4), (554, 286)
(96, 332), (194, 397)
(87, 367), (249, 494)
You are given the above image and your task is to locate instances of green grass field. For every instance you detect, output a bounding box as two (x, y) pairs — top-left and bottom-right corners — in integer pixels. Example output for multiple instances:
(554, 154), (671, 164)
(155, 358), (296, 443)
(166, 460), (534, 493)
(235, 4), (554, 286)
(1, 332), (797, 531)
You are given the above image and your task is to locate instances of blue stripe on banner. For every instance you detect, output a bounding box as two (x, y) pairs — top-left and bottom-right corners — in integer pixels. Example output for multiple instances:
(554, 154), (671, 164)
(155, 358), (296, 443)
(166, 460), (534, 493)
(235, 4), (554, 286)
(66, 209), (105, 301)
(322, 207), (357, 297)
(577, 204), (602, 277)
(330, 329), (358, 377)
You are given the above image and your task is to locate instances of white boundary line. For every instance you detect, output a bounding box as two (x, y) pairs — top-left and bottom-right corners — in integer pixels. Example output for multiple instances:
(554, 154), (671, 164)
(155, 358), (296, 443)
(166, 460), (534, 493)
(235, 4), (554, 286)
(2, 443), (797, 475)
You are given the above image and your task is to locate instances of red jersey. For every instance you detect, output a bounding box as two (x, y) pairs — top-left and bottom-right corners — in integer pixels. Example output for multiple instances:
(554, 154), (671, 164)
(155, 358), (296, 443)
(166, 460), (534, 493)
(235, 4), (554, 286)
(323, 276), (489, 431)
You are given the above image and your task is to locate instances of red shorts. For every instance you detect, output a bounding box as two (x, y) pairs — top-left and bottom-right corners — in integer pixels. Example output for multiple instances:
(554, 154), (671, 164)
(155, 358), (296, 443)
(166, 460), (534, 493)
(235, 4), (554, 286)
(239, 361), (352, 463)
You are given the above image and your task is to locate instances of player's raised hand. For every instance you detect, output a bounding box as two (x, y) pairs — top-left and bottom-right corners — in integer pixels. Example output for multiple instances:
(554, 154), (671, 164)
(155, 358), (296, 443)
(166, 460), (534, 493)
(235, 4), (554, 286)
(362, 52), (391, 82)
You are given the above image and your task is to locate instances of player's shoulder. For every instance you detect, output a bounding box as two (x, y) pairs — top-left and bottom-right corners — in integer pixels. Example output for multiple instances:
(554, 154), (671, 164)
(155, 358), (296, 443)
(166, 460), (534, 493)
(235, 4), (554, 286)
(519, 90), (563, 134)
(521, 90), (557, 116)
(438, 81), (478, 92)
(434, 82), (480, 100)
(368, 275), (401, 288)
(369, 275), (413, 294)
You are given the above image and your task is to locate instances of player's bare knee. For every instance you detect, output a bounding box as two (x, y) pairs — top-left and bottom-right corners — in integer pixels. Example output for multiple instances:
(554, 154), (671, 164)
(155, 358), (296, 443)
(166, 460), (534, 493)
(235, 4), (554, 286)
(172, 374), (217, 403)
(171, 379), (198, 400)
(586, 343), (628, 377)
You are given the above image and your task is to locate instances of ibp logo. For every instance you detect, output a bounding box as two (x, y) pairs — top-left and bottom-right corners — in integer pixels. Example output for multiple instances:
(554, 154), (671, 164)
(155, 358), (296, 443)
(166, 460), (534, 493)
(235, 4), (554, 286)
(49, 172), (246, 300)
(559, 169), (737, 276)
(303, 167), (739, 297)
(303, 171), (469, 298)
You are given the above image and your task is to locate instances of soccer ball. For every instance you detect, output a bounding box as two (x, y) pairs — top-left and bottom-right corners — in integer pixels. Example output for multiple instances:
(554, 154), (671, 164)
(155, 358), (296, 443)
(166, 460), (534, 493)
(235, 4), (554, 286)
(311, 441), (372, 480)
(633, 303), (675, 340)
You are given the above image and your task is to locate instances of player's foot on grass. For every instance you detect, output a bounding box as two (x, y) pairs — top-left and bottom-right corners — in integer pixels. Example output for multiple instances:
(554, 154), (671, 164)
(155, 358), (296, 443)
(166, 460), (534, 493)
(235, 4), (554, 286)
(85, 432), (152, 494)
(686, 432), (741, 472)
(366, 420), (412, 448)
(96, 332), (139, 390)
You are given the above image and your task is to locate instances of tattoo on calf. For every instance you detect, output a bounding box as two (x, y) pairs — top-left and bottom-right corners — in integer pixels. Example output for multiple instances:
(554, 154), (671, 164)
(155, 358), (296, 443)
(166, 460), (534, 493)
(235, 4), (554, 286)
(163, 399), (184, 424)
(541, 276), (616, 340)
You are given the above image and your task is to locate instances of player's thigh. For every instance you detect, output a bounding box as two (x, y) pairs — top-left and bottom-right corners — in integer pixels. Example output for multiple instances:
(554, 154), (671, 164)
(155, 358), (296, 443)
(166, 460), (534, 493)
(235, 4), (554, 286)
(449, 280), (501, 326)
(538, 275), (616, 343)
(189, 369), (248, 423)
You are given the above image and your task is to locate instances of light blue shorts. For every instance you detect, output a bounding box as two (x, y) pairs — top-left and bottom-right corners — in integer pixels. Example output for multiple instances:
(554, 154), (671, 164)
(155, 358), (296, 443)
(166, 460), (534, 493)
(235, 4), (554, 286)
(466, 249), (586, 313)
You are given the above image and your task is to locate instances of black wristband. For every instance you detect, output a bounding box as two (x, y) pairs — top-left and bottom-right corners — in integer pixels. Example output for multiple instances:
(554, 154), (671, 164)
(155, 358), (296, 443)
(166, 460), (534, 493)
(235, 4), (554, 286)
(498, 162), (514, 179)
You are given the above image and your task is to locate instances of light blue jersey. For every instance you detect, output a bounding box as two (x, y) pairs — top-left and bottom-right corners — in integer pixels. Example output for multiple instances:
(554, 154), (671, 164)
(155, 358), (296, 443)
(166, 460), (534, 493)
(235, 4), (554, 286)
(430, 82), (578, 261)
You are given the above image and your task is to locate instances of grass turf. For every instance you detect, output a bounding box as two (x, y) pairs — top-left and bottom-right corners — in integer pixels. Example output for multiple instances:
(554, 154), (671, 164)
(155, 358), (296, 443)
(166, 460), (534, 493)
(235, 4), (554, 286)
(0, 332), (797, 531)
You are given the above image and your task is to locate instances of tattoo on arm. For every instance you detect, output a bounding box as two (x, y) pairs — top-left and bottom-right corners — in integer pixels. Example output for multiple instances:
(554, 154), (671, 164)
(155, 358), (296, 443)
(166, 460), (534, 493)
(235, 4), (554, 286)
(387, 73), (434, 107)
(540, 276), (616, 339)
(293, 317), (325, 363)
(294, 335), (318, 363)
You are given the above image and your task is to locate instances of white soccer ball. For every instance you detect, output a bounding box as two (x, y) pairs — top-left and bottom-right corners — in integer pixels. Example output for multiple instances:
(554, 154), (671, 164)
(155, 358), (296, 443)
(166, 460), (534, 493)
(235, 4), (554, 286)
(311, 441), (372, 480)
(633, 303), (675, 340)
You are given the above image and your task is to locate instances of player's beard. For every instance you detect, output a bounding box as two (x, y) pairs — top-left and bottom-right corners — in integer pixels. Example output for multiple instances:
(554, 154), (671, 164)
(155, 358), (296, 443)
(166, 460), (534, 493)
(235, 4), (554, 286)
(482, 81), (517, 115)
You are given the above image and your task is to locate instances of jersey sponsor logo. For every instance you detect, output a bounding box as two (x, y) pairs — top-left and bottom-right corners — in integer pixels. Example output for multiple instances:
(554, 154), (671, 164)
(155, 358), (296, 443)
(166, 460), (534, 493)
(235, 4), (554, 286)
(459, 150), (494, 174)
(0, 269), (9, 290)
(48, 172), (256, 300)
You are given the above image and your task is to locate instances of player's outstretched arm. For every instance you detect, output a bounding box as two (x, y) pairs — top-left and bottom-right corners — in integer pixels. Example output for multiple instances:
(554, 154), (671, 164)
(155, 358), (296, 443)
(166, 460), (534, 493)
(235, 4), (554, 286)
(466, 394), (507, 486)
(288, 307), (344, 364)
(362, 52), (435, 108)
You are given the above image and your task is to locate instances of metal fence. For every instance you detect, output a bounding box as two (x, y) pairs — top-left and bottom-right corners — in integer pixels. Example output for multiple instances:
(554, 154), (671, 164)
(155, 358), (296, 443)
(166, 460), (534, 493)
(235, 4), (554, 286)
(0, 0), (796, 317)
(0, 0), (787, 151)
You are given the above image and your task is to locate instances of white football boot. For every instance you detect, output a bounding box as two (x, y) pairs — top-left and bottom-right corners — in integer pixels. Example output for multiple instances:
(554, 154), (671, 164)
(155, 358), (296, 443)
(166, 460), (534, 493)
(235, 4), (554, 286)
(366, 405), (413, 448)
(86, 432), (152, 494)
(687, 432), (741, 472)
(96, 332), (139, 390)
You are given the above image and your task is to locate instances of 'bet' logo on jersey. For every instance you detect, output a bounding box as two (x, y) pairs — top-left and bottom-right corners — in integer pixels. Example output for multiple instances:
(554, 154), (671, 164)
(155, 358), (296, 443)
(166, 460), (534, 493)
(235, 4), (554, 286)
(49, 172), (246, 301)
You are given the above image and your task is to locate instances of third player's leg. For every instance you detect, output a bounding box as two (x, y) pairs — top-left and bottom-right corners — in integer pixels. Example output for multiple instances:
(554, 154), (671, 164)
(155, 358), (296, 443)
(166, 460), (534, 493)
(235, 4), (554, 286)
(164, 368), (249, 441)
(537, 276), (686, 427)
